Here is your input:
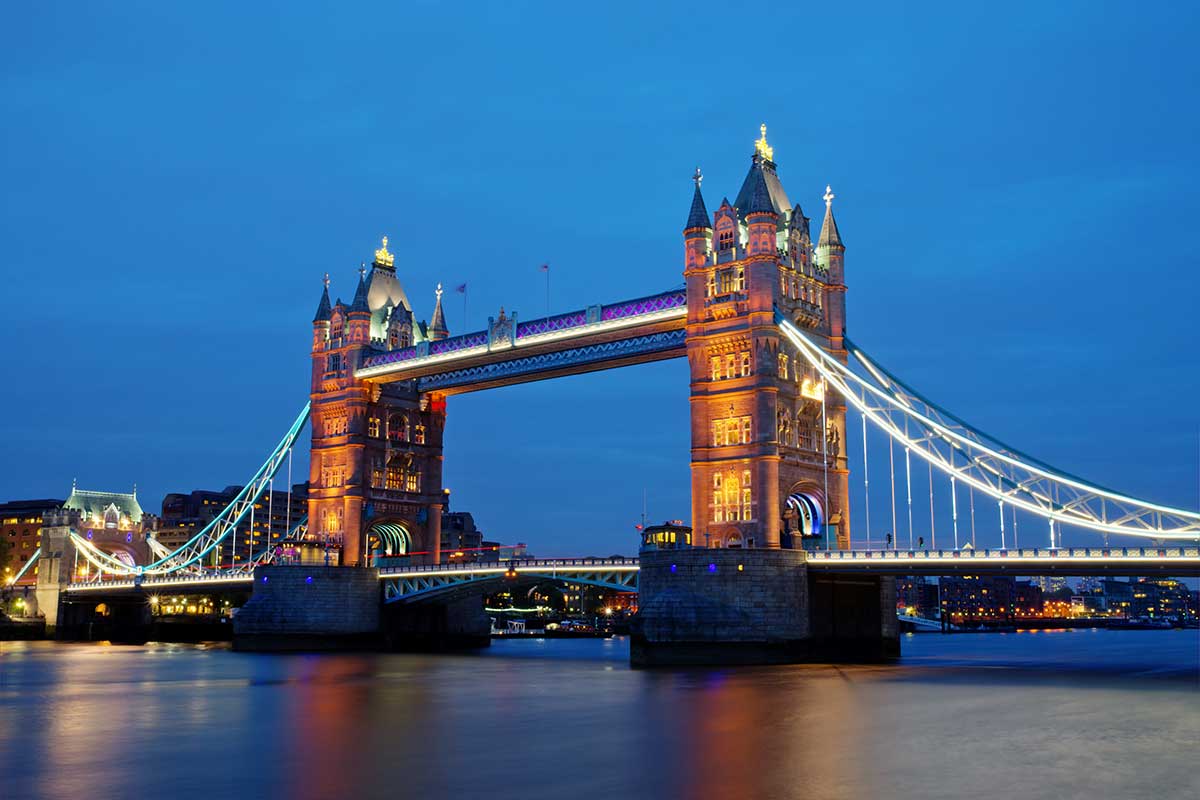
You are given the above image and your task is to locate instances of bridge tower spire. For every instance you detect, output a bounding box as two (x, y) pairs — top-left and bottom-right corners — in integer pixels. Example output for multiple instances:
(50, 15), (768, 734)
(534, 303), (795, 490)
(685, 127), (851, 550)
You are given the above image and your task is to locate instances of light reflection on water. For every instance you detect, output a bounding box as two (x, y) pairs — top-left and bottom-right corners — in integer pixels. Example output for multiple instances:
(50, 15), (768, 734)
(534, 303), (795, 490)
(1, 629), (1197, 800)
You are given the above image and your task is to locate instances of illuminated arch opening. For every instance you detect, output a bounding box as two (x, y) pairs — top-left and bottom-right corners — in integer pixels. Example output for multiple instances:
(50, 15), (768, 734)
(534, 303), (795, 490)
(786, 493), (823, 538)
(366, 522), (411, 565)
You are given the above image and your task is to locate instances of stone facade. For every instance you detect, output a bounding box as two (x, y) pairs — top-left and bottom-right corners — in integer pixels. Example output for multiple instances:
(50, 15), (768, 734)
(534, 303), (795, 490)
(233, 565), (381, 650)
(309, 239), (448, 566)
(633, 549), (898, 665)
(684, 128), (851, 550)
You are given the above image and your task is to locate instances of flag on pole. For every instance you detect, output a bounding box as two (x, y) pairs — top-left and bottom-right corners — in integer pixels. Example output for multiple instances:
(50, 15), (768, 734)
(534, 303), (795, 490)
(455, 283), (467, 293)
(539, 264), (549, 272)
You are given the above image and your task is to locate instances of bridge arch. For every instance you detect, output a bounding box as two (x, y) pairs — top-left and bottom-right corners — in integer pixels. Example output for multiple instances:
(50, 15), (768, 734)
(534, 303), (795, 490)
(366, 521), (412, 565)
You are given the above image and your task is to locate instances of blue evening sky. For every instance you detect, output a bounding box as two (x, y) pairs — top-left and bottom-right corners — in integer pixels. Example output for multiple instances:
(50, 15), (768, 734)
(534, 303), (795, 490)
(2, 2), (1197, 556)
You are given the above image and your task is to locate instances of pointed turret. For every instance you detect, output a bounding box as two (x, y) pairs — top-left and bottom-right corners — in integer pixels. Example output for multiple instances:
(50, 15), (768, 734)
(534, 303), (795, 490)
(733, 124), (791, 223)
(429, 283), (449, 341)
(313, 274), (332, 322)
(684, 167), (711, 231)
(817, 185), (844, 250)
(349, 265), (370, 314)
(745, 166), (776, 216)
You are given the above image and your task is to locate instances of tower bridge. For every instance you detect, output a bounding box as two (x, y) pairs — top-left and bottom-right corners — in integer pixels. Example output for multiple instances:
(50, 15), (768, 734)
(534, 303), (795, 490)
(23, 125), (1200, 662)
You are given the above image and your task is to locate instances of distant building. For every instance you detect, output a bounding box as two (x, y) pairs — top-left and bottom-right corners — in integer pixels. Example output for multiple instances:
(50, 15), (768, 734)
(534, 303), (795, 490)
(1, 498), (63, 586)
(896, 576), (939, 617)
(1030, 575), (1068, 595)
(441, 511), (484, 562)
(1131, 578), (1194, 622)
(939, 575), (1017, 624)
(158, 483), (308, 566)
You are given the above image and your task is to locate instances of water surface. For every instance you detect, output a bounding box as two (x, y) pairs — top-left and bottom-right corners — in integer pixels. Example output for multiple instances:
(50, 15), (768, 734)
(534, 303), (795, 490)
(2, 629), (1197, 800)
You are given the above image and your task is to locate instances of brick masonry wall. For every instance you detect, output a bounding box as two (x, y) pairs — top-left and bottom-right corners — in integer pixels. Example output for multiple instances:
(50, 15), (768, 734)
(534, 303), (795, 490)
(638, 550), (809, 643)
(234, 565), (380, 637)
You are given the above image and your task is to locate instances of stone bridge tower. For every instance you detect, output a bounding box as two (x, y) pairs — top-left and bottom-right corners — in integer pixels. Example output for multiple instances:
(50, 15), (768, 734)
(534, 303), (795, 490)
(308, 238), (449, 566)
(684, 127), (851, 550)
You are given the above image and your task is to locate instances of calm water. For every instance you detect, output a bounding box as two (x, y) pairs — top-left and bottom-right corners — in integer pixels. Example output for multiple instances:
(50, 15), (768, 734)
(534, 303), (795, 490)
(2, 630), (1198, 800)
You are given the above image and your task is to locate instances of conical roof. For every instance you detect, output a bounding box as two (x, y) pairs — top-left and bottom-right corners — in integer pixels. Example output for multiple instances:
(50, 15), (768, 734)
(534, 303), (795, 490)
(684, 183), (711, 231)
(349, 272), (370, 314)
(429, 285), (449, 339)
(818, 189), (844, 249)
(313, 285), (332, 323)
(734, 155), (791, 221)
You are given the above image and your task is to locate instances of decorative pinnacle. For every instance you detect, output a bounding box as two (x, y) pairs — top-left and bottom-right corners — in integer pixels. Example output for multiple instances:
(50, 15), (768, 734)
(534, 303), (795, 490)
(374, 235), (394, 267)
(323, 272), (330, 289)
(693, 167), (703, 189)
(824, 184), (835, 208)
(755, 123), (774, 161)
(436, 282), (443, 301)
(359, 262), (366, 280)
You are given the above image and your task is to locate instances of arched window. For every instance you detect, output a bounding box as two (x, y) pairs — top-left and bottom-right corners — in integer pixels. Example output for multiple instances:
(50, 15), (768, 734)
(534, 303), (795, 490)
(712, 474), (723, 523)
(778, 353), (789, 379)
(388, 414), (409, 442)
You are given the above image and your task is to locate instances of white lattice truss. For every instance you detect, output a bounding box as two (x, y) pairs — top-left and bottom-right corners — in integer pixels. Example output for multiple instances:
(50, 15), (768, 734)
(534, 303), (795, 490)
(777, 312), (1200, 541)
(380, 559), (640, 603)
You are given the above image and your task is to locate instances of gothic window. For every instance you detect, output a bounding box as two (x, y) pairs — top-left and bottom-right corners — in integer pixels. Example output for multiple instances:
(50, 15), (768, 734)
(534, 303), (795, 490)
(706, 273), (716, 298)
(370, 457), (384, 488)
(725, 354), (736, 379)
(405, 470), (420, 493)
(740, 351), (751, 377)
(778, 353), (789, 379)
(367, 417), (380, 438)
(326, 353), (342, 373)
(780, 274), (787, 296)
(742, 470), (753, 520)
(734, 266), (745, 292)
(741, 417), (752, 444)
(711, 420), (720, 447)
(717, 218), (735, 251)
(712, 474), (723, 523)
(414, 423), (426, 445)
(710, 356), (721, 382)
(723, 472), (741, 522)
(388, 414), (409, 442)
(386, 466), (404, 490)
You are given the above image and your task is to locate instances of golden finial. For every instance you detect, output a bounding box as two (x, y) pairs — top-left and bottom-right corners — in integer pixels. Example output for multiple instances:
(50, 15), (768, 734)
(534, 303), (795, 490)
(374, 235), (394, 268)
(755, 123), (774, 161)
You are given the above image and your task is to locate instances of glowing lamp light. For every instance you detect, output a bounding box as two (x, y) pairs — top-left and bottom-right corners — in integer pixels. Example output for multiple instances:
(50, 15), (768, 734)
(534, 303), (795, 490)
(708, 563), (717, 573)
(670, 564), (677, 573)
(262, 576), (269, 583)
(305, 576), (313, 584)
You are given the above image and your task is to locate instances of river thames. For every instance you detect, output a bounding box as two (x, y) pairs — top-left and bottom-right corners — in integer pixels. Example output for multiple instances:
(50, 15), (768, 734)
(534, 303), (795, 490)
(2, 629), (1197, 800)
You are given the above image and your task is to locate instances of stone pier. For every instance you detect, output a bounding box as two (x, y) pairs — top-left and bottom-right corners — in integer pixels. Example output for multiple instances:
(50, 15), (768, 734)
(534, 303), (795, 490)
(632, 549), (898, 666)
(233, 565), (381, 651)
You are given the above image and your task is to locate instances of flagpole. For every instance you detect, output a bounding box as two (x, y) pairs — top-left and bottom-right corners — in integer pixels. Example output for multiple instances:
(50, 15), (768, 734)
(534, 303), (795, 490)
(545, 265), (550, 317)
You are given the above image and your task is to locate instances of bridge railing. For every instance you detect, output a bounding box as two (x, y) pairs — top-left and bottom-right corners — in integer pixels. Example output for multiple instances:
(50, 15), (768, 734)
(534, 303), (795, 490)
(809, 546), (1200, 561)
(377, 557), (640, 576)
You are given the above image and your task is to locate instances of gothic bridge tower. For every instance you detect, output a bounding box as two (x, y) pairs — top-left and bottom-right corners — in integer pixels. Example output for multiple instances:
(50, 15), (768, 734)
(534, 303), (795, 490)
(684, 126), (850, 550)
(309, 237), (451, 566)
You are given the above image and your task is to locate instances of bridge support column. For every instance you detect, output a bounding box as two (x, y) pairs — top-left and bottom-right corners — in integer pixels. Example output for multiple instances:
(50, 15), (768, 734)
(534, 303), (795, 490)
(632, 550), (898, 665)
(233, 565), (381, 651)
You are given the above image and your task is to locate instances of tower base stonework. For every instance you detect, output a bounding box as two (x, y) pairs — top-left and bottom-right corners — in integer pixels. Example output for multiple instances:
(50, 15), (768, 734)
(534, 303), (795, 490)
(233, 565), (382, 651)
(631, 550), (898, 666)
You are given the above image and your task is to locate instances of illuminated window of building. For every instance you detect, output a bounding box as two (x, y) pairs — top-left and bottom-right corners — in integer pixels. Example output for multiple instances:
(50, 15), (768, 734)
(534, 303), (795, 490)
(388, 414), (409, 442)
(741, 470), (752, 520)
(723, 472), (741, 521)
(780, 274), (787, 296)
(712, 474), (723, 523)
(414, 424), (426, 445)
(725, 354), (736, 379)
(405, 470), (420, 493)
(710, 356), (721, 382)
(778, 353), (788, 379)
(326, 353), (342, 373)
(386, 467), (404, 490)
(367, 417), (380, 438)
(706, 273), (716, 297)
(741, 417), (751, 444)
(740, 351), (751, 377)
(718, 226), (735, 251)
(370, 458), (384, 488)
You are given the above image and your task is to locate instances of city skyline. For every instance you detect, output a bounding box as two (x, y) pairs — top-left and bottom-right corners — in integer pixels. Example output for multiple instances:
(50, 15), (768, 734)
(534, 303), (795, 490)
(3, 4), (1199, 557)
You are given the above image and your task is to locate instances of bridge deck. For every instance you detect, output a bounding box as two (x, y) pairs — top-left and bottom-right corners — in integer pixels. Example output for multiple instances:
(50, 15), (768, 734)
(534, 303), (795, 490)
(353, 290), (686, 393)
(61, 547), (1200, 594)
